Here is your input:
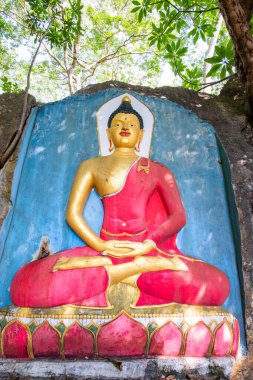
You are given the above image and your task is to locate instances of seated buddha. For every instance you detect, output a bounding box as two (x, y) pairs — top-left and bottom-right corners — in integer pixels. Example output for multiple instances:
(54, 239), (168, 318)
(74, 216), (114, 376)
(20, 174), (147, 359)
(10, 97), (230, 309)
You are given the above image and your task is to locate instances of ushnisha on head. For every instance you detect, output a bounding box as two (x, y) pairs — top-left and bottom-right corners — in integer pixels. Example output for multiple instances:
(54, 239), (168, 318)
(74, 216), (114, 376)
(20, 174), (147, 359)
(106, 96), (144, 152)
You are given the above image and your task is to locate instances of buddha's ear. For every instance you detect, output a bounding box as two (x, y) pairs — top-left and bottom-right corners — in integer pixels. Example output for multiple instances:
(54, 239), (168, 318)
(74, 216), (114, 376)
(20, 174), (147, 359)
(106, 128), (111, 140)
(106, 128), (114, 152)
(106, 128), (113, 143)
(138, 129), (144, 143)
(135, 129), (144, 152)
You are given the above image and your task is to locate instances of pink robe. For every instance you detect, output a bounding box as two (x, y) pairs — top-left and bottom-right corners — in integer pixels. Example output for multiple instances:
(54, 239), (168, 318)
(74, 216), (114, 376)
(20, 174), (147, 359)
(10, 158), (230, 308)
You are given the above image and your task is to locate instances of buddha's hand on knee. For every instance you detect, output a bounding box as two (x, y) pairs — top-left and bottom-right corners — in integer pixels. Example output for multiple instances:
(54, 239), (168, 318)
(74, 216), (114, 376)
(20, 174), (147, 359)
(52, 256), (112, 271)
(134, 255), (188, 272)
(52, 256), (70, 271)
(102, 240), (155, 258)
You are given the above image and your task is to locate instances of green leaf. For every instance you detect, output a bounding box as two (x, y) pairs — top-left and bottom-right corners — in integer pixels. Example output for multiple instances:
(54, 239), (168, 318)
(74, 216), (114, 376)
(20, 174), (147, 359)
(166, 33), (177, 40)
(188, 29), (195, 38)
(215, 45), (224, 57)
(200, 30), (206, 41)
(193, 31), (199, 45)
(177, 60), (185, 71)
(175, 39), (181, 50)
(179, 47), (188, 55)
(205, 56), (222, 64)
(138, 9), (143, 22)
(165, 43), (172, 52)
(131, 6), (141, 13)
(206, 63), (222, 77)
(149, 37), (156, 46)
(159, 11), (166, 18)
(220, 65), (227, 79)
(152, 23), (159, 33)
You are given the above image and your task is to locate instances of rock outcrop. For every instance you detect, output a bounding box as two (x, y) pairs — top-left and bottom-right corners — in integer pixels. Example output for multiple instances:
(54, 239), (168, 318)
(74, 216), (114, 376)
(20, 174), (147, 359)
(0, 92), (36, 225)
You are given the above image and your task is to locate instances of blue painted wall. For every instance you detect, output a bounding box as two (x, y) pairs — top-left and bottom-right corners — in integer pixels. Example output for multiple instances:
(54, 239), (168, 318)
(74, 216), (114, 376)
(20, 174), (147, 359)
(0, 89), (245, 348)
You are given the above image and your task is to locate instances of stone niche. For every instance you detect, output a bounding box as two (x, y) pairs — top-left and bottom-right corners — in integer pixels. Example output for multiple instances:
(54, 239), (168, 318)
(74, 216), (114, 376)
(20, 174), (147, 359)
(0, 81), (252, 380)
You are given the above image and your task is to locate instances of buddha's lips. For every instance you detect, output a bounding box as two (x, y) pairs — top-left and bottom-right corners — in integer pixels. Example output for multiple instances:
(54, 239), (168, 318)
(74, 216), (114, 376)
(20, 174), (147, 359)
(119, 131), (131, 136)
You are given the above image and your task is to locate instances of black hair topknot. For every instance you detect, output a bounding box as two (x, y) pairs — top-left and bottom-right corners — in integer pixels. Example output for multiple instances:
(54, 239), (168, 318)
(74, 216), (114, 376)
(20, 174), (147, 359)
(107, 97), (144, 129)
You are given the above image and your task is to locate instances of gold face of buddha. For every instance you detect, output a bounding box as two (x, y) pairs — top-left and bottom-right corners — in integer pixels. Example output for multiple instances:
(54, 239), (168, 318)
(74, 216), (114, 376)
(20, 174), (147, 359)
(107, 113), (143, 149)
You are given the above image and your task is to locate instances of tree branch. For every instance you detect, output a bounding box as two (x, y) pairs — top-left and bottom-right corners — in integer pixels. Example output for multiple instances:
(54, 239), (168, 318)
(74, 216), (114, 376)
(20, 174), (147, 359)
(0, 9), (28, 29)
(173, 58), (235, 88)
(81, 50), (156, 85)
(197, 75), (235, 91)
(78, 33), (142, 74)
(147, 1), (219, 13)
(72, 34), (80, 69)
(42, 41), (66, 71)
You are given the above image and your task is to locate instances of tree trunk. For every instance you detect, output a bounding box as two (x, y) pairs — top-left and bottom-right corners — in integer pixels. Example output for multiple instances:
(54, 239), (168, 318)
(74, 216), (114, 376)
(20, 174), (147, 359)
(218, 0), (253, 120)
(239, 0), (253, 24)
(67, 68), (74, 95)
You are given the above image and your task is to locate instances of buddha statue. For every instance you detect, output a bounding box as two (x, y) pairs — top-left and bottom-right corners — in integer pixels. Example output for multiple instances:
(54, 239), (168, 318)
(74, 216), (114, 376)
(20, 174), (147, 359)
(10, 96), (230, 309)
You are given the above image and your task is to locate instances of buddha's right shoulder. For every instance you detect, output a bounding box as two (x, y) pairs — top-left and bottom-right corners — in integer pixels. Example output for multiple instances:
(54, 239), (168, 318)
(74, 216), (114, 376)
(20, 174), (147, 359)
(77, 157), (102, 172)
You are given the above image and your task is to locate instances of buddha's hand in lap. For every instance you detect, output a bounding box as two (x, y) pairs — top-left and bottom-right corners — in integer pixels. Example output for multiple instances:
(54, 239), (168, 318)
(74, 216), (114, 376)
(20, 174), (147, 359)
(52, 256), (112, 271)
(102, 240), (155, 258)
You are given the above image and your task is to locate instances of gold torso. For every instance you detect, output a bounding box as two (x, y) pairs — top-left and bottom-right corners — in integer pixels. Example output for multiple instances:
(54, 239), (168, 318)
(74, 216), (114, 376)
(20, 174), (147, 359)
(65, 149), (143, 252)
(90, 154), (139, 197)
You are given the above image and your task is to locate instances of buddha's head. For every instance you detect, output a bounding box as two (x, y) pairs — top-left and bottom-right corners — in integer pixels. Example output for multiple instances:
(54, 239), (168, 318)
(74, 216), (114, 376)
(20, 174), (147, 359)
(107, 96), (144, 152)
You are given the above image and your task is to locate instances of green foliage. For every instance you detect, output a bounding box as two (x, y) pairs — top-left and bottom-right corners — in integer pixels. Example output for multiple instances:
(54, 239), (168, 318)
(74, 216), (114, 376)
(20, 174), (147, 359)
(131, 0), (235, 89)
(1, 76), (22, 93)
(73, 1), (163, 92)
(182, 67), (203, 89)
(0, 0), (84, 96)
(164, 40), (188, 60)
(25, 0), (83, 47)
(187, 17), (216, 44)
(0, 0), (164, 100)
(0, 15), (12, 37)
(205, 40), (234, 78)
(1, 0), (237, 99)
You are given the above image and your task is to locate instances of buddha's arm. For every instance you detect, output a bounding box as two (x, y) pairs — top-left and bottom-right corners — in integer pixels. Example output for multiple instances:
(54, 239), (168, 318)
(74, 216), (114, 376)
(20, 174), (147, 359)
(66, 160), (105, 251)
(66, 161), (132, 254)
(147, 166), (186, 245)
